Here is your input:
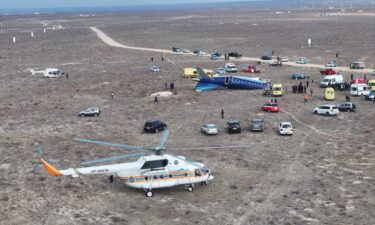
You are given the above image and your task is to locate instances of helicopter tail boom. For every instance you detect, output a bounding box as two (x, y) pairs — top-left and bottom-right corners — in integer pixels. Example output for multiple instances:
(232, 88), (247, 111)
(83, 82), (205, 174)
(40, 159), (62, 176)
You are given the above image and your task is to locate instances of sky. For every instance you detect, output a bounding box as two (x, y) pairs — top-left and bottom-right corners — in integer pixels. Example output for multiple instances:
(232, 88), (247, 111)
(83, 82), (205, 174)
(0, 0), (267, 9)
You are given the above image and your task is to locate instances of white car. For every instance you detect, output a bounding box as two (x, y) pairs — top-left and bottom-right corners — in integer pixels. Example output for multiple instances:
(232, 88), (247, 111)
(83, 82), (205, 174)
(278, 122), (293, 135)
(79, 107), (100, 117)
(280, 56), (289, 62)
(313, 105), (339, 116)
(201, 124), (218, 135)
(150, 65), (160, 72)
(225, 63), (238, 73)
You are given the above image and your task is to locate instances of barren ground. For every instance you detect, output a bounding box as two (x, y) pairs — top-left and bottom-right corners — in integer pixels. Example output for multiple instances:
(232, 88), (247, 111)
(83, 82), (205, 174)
(0, 8), (374, 225)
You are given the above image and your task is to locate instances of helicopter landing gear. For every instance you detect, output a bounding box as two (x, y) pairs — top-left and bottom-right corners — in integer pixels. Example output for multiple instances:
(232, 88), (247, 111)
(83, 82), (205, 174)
(145, 189), (154, 197)
(200, 181), (208, 186)
(185, 184), (194, 192)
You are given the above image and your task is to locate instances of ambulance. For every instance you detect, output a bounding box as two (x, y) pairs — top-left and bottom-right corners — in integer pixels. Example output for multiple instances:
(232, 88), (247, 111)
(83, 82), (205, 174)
(271, 84), (283, 96)
(350, 79), (370, 96)
(324, 87), (335, 100)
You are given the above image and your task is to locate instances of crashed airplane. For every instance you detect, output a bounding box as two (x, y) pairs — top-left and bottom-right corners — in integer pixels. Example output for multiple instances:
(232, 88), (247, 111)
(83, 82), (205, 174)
(194, 67), (267, 92)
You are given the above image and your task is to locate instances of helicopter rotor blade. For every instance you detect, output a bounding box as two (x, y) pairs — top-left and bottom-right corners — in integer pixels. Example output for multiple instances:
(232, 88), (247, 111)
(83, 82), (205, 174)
(82, 152), (146, 165)
(170, 145), (250, 151)
(74, 138), (147, 151)
(38, 145), (45, 157)
(155, 129), (169, 150)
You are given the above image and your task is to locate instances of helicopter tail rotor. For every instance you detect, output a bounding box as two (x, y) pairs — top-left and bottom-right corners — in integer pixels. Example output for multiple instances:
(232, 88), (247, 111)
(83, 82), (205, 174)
(33, 145), (60, 175)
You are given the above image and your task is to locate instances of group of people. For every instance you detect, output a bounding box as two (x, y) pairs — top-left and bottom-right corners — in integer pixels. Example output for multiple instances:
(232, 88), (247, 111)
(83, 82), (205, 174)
(292, 82), (307, 94)
(164, 82), (175, 90)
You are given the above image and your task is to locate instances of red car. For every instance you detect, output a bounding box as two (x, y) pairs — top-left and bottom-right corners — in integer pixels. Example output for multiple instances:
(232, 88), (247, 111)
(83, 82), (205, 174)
(242, 65), (260, 73)
(320, 68), (337, 75)
(261, 102), (280, 112)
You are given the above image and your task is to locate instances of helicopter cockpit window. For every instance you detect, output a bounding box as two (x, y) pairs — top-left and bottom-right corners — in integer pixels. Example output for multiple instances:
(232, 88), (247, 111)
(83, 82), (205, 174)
(195, 169), (201, 177)
(141, 159), (169, 169)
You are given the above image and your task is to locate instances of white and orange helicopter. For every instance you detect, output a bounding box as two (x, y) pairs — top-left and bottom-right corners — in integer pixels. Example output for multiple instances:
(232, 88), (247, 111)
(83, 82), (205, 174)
(35, 130), (248, 197)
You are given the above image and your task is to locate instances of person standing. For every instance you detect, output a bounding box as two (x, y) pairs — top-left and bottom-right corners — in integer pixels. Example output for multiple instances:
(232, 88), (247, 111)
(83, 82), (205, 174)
(161, 56), (164, 62)
(151, 57), (154, 62)
(336, 52), (339, 58)
(346, 94), (350, 102)
(111, 92), (114, 99)
(310, 89), (313, 96)
(66, 72), (69, 79)
(221, 108), (224, 119)
(274, 98), (277, 103)
(170, 82), (175, 90)
(306, 80), (309, 88)
(350, 74), (354, 81)
(304, 94), (309, 104)
(154, 96), (158, 104)
(164, 82), (168, 90)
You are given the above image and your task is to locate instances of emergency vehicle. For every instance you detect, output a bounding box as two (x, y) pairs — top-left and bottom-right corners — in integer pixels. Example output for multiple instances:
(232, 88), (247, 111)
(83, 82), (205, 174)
(350, 79), (370, 96)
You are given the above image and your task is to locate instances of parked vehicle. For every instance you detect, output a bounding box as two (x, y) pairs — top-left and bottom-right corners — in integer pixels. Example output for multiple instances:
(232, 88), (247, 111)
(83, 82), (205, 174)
(143, 120), (167, 133)
(278, 122), (293, 135)
(324, 87), (335, 100)
(201, 124), (218, 135)
(182, 49), (190, 53)
(338, 102), (357, 112)
(280, 56), (288, 62)
(241, 64), (260, 73)
(172, 47), (182, 52)
(216, 67), (226, 74)
(261, 102), (279, 112)
(365, 90), (375, 101)
(291, 73), (309, 80)
(320, 68), (337, 75)
(225, 63), (238, 73)
(296, 58), (309, 64)
(227, 119), (241, 134)
(320, 74), (343, 88)
(150, 65), (160, 72)
(350, 61), (365, 69)
(183, 68), (198, 78)
(261, 55), (272, 60)
(210, 55), (219, 60)
(350, 83), (369, 96)
(228, 52), (242, 59)
(367, 79), (375, 90)
(211, 51), (221, 57)
(269, 61), (282, 67)
(193, 49), (207, 55)
(203, 69), (215, 77)
(79, 107), (100, 117)
(325, 61), (337, 67)
(313, 105), (339, 116)
(250, 117), (265, 132)
(271, 84), (283, 96)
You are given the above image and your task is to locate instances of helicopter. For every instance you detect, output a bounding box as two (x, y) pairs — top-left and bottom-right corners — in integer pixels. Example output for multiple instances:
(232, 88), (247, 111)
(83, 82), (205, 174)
(36, 130), (249, 197)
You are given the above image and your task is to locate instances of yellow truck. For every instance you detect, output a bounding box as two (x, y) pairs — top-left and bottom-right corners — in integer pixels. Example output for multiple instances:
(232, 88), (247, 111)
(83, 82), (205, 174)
(324, 87), (335, 100)
(183, 68), (215, 78)
(271, 84), (283, 96)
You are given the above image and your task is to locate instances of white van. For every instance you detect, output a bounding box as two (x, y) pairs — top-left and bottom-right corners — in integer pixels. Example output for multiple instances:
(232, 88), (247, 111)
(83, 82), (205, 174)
(320, 75), (343, 88)
(350, 83), (370, 96)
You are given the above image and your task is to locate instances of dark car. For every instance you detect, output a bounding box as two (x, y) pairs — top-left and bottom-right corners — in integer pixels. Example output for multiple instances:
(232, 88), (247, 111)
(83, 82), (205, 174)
(172, 47), (181, 52)
(338, 102), (356, 112)
(251, 117), (265, 132)
(211, 51), (221, 57)
(261, 55), (272, 60)
(143, 120), (167, 133)
(227, 119), (241, 133)
(291, 73), (309, 80)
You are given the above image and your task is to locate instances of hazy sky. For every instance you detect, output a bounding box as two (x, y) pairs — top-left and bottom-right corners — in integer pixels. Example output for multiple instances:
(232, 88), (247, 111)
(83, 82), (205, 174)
(1, 0), (265, 9)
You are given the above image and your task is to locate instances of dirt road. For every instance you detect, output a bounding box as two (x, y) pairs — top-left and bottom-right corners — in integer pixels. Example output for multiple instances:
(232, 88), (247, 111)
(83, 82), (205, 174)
(90, 26), (374, 74)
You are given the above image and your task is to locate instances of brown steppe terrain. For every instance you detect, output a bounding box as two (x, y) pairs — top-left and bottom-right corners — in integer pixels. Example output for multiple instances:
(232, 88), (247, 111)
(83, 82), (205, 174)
(0, 8), (374, 225)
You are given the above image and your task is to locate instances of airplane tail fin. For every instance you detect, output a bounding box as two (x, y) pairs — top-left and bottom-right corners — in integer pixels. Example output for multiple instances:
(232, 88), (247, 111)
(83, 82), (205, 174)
(195, 67), (211, 80)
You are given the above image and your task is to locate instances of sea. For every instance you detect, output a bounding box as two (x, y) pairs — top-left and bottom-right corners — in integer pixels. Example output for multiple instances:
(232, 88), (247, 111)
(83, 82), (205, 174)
(0, 0), (302, 15)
